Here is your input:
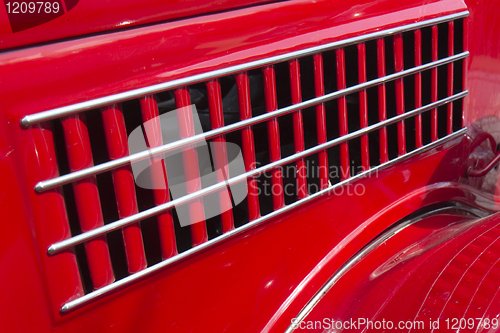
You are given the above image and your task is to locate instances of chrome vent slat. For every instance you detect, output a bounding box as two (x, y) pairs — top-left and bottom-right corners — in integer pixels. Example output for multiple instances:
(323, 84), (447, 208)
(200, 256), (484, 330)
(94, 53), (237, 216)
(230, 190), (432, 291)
(47, 90), (468, 255)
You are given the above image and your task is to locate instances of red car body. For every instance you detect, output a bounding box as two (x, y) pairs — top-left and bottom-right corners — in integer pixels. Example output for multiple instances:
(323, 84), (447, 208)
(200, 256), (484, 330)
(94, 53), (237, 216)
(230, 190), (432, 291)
(1, 0), (500, 332)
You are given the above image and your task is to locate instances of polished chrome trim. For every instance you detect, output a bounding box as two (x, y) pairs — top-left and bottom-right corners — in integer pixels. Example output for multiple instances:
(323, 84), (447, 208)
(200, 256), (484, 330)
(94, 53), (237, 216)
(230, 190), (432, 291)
(21, 11), (468, 128)
(59, 128), (467, 313)
(284, 204), (482, 333)
(35, 53), (468, 193)
(48, 93), (467, 255)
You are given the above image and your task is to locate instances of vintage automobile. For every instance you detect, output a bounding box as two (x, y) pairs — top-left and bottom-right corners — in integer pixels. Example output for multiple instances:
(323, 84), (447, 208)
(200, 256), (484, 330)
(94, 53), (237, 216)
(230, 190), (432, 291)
(1, 0), (500, 331)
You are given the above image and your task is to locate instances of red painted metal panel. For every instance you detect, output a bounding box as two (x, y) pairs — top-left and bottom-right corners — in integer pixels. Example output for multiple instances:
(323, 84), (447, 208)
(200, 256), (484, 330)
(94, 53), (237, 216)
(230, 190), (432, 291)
(0, 0), (276, 51)
(296, 211), (500, 332)
(415, 29), (423, 148)
(394, 33), (406, 156)
(263, 66), (285, 209)
(1, 0), (467, 121)
(20, 123), (84, 315)
(236, 73), (261, 221)
(358, 43), (370, 170)
(377, 38), (389, 163)
(44, 138), (471, 333)
(206, 80), (235, 233)
(174, 88), (208, 246)
(101, 104), (147, 273)
(61, 114), (115, 289)
(447, 21), (455, 135)
(289, 59), (308, 199)
(336, 48), (350, 179)
(431, 25), (439, 141)
(140, 95), (178, 259)
(313, 54), (330, 189)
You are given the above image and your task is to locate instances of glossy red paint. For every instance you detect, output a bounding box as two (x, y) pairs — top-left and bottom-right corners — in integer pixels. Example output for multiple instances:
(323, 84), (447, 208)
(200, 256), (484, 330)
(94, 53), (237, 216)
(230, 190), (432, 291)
(62, 114), (115, 289)
(174, 88), (208, 246)
(207, 79), (235, 233)
(263, 65), (285, 209)
(101, 104), (148, 273)
(377, 38), (389, 164)
(139, 96), (178, 259)
(0, 0), (276, 51)
(289, 59), (307, 200)
(313, 52), (330, 191)
(2, 0), (500, 332)
(0, 0), (466, 122)
(415, 29), (423, 148)
(236, 72), (261, 221)
(357, 43), (370, 171)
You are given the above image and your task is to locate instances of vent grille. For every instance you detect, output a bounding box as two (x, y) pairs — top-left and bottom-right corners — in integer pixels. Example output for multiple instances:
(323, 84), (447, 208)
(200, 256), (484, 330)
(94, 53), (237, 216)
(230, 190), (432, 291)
(22, 13), (468, 311)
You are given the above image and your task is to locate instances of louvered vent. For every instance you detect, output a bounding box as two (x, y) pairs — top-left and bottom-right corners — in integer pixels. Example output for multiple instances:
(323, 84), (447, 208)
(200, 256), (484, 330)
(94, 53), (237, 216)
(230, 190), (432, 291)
(22, 13), (468, 311)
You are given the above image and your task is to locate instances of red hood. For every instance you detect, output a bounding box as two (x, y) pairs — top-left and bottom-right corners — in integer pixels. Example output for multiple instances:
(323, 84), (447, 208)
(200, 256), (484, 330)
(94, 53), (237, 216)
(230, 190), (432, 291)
(0, 0), (277, 51)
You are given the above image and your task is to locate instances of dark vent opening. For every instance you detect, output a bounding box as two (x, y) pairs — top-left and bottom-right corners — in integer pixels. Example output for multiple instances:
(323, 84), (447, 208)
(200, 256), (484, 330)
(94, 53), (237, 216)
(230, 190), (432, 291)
(438, 23), (449, 59)
(404, 75), (416, 114)
(305, 153), (321, 195)
(366, 86), (379, 126)
(365, 40), (378, 81)
(107, 230), (129, 281)
(453, 99), (463, 130)
(257, 172), (274, 216)
(299, 56), (316, 102)
(323, 49), (338, 94)
(437, 64), (449, 100)
(349, 137), (363, 174)
(386, 123), (399, 160)
(205, 214), (223, 241)
(140, 217), (162, 267)
(437, 105), (449, 139)
(347, 93), (361, 133)
(122, 99), (143, 137)
(189, 83), (211, 133)
(75, 244), (94, 294)
(421, 27), (433, 64)
(85, 109), (109, 165)
(368, 130), (380, 166)
(233, 197), (250, 229)
(248, 69), (267, 118)
(384, 36), (395, 75)
(453, 59), (464, 94)
(278, 113), (295, 158)
(325, 99), (340, 141)
(421, 108), (432, 146)
(405, 116), (417, 153)
(327, 145), (341, 185)
(421, 69), (432, 107)
(253, 121), (271, 166)
(403, 31), (415, 71)
(385, 80), (397, 119)
(303, 106), (319, 150)
(173, 207), (193, 253)
(218, 76), (245, 127)
(454, 19), (464, 54)
(282, 161), (298, 205)
(275, 61), (292, 110)
(345, 45), (359, 87)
